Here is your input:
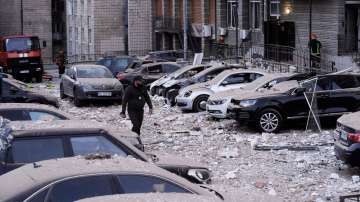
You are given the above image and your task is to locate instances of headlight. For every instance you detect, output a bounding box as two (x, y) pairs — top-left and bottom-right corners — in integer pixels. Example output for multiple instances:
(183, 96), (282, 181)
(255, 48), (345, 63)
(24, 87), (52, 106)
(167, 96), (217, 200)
(239, 99), (257, 107)
(187, 169), (211, 183)
(184, 90), (192, 97)
(82, 84), (93, 91)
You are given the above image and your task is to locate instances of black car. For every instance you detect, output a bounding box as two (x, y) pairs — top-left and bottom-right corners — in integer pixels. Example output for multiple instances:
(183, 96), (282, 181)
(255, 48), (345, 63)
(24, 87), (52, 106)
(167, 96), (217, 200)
(117, 62), (182, 88)
(1, 120), (211, 184)
(0, 78), (59, 108)
(0, 103), (71, 121)
(96, 56), (136, 76)
(334, 111), (360, 166)
(230, 74), (360, 133)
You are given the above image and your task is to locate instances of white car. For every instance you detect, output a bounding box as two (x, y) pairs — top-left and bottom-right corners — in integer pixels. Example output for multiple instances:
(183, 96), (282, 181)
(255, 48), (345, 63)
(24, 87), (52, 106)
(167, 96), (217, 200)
(206, 73), (301, 119)
(176, 69), (267, 112)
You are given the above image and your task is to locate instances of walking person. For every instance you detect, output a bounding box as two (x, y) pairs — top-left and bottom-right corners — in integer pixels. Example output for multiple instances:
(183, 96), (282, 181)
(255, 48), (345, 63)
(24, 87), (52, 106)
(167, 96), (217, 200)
(55, 50), (66, 78)
(120, 76), (153, 142)
(308, 33), (322, 69)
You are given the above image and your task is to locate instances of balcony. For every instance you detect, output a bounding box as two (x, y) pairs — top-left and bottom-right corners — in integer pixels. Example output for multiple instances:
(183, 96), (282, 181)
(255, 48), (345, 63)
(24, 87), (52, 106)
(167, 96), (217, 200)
(153, 17), (181, 33)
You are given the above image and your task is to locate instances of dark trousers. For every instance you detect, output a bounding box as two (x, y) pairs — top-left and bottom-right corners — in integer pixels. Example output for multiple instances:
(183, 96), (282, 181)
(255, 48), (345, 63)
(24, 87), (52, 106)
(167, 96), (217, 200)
(128, 109), (144, 136)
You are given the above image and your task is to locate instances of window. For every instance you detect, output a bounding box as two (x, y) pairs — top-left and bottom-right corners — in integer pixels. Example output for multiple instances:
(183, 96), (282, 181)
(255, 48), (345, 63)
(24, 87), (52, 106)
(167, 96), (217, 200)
(48, 175), (114, 202)
(117, 175), (191, 194)
(270, 0), (280, 17)
(331, 76), (359, 90)
(25, 188), (49, 202)
(250, 0), (261, 29)
(301, 77), (331, 92)
(0, 110), (27, 121)
(162, 64), (179, 73)
(227, 1), (238, 29)
(11, 138), (64, 163)
(222, 74), (249, 85)
(29, 111), (63, 121)
(147, 65), (162, 74)
(70, 136), (127, 156)
(249, 73), (263, 81)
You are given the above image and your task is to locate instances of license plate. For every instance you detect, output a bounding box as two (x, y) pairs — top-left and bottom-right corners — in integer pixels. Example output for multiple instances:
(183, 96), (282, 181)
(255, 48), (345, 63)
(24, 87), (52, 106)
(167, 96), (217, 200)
(19, 70), (30, 74)
(340, 130), (348, 141)
(98, 92), (112, 97)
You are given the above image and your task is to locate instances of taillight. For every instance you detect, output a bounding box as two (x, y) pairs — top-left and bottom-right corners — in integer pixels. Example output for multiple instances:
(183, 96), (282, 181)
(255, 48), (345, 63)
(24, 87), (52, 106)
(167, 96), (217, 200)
(117, 73), (125, 80)
(348, 133), (360, 143)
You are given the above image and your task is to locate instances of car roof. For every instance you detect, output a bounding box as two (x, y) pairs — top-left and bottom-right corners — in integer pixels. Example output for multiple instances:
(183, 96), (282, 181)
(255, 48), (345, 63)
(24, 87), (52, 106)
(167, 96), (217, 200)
(193, 63), (242, 78)
(72, 64), (108, 69)
(141, 62), (180, 67)
(9, 120), (137, 139)
(208, 68), (269, 84)
(0, 157), (210, 201)
(0, 103), (72, 118)
(75, 193), (221, 202)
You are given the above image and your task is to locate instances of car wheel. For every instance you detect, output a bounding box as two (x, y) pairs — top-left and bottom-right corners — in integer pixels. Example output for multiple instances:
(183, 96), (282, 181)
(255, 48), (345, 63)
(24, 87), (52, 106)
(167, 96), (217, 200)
(35, 74), (43, 83)
(60, 84), (67, 99)
(193, 95), (209, 112)
(257, 108), (283, 133)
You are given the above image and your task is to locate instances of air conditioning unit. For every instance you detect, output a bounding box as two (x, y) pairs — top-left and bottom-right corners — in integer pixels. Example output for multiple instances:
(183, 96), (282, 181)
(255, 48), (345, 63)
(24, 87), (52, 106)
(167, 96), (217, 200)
(202, 25), (212, 37)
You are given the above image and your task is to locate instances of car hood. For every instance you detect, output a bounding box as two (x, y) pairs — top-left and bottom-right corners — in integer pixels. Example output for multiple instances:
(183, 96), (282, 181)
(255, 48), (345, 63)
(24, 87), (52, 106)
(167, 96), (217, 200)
(179, 81), (212, 94)
(77, 78), (121, 88)
(338, 112), (360, 131)
(209, 88), (253, 101)
(163, 78), (187, 88)
(151, 152), (207, 169)
(152, 76), (174, 88)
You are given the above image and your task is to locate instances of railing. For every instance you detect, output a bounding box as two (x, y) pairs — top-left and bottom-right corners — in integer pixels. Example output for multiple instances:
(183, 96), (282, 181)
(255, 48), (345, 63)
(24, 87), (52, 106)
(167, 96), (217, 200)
(207, 43), (337, 74)
(153, 17), (181, 33)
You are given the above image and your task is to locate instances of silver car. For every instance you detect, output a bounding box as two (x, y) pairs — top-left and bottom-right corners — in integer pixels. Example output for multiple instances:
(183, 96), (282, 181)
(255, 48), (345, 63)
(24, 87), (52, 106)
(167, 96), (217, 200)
(60, 64), (124, 107)
(176, 69), (267, 112)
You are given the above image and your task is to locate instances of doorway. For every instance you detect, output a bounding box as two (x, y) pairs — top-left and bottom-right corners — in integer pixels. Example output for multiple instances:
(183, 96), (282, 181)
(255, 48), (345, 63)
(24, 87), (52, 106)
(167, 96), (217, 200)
(344, 4), (360, 53)
(52, 0), (67, 58)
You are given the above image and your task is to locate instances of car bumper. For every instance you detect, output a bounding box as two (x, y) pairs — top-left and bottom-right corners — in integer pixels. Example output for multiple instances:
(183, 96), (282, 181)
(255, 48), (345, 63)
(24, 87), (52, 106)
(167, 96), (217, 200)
(175, 96), (193, 110)
(77, 90), (123, 101)
(334, 141), (353, 163)
(229, 106), (258, 123)
(206, 103), (229, 119)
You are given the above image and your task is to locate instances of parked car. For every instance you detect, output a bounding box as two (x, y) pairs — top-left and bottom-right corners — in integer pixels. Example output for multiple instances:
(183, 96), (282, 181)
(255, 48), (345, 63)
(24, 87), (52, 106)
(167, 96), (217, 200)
(229, 74), (360, 133)
(161, 63), (240, 106)
(150, 64), (212, 96)
(0, 156), (218, 202)
(3, 120), (211, 183)
(0, 103), (71, 121)
(334, 111), (360, 166)
(143, 50), (184, 62)
(206, 72), (313, 119)
(176, 69), (266, 112)
(75, 193), (222, 202)
(60, 64), (124, 107)
(0, 77), (59, 107)
(116, 62), (182, 88)
(96, 56), (136, 76)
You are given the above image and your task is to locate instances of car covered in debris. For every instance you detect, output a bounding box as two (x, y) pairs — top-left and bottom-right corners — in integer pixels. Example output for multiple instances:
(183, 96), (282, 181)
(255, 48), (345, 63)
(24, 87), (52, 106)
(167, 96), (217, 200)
(0, 77), (59, 108)
(0, 156), (217, 202)
(143, 50), (184, 62)
(116, 62), (182, 88)
(96, 56), (136, 76)
(1, 120), (211, 183)
(60, 64), (124, 107)
(334, 111), (360, 166)
(206, 73), (313, 119)
(0, 103), (71, 121)
(176, 69), (267, 112)
(230, 74), (360, 133)
(149, 64), (212, 96)
(161, 63), (242, 106)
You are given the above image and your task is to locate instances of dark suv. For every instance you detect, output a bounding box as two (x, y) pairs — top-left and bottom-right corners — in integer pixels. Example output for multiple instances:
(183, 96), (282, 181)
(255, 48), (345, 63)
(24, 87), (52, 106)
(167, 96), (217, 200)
(230, 74), (360, 132)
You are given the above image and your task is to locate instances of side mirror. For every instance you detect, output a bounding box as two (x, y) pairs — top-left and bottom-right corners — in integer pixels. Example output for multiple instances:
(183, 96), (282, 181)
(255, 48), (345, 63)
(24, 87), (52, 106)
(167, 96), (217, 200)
(42, 41), (47, 48)
(294, 87), (306, 95)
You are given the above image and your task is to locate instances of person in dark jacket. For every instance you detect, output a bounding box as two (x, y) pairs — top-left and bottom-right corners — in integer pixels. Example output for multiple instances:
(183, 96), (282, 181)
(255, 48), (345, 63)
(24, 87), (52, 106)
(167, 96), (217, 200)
(120, 76), (153, 137)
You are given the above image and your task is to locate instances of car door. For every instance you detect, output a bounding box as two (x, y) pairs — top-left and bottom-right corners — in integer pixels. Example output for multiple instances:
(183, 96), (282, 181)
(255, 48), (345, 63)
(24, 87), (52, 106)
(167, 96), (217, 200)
(327, 75), (360, 114)
(63, 68), (76, 96)
(44, 175), (116, 202)
(0, 109), (30, 121)
(117, 174), (191, 194)
(6, 137), (66, 172)
(0, 81), (27, 103)
(213, 73), (262, 93)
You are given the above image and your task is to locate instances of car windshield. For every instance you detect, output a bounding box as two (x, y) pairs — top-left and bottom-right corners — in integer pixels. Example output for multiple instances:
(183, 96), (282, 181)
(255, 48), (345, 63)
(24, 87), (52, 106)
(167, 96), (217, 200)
(110, 58), (131, 74)
(7, 79), (29, 90)
(76, 67), (114, 78)
(5, 37), (40, 52)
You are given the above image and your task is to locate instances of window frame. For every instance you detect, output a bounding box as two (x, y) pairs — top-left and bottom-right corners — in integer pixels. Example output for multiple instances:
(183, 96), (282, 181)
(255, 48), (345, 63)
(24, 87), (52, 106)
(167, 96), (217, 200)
(227, 1), (239, 30)
(269, 0), (281, 17)
(250, 0), (261, 30)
